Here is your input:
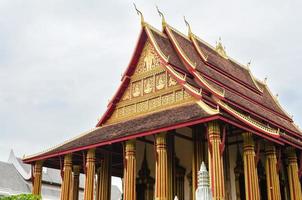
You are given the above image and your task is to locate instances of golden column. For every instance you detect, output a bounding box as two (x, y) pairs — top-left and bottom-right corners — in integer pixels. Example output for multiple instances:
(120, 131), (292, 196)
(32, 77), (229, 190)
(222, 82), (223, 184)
(208, 121), (224, 200)
(124, 140), (136, 200)
(96, 153), (112, 200)
(32, 160), (43, 195)
(84, 148), (96, 200)
(242, 132), (260, 200)
(167, 133), (175, 200)
(286, 147), (302, 200)
(192, 127), (203, 200)
(155, 132), (168, 200)
(265, 143), (281, 200)
(71, 165), (80, 200)
(60, 154), (73, 200)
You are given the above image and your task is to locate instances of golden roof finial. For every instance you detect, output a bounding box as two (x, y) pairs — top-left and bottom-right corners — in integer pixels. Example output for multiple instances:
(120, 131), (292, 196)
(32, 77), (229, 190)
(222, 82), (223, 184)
(183, 16), (192, 36)
(133, 3), (145, 26)
(156, 6), (166, 27)
(215, 37), (227, 59)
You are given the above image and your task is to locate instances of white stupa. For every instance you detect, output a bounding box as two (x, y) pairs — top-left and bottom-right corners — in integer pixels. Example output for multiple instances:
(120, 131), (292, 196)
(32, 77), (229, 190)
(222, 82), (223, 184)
(196, 162), (212, 200)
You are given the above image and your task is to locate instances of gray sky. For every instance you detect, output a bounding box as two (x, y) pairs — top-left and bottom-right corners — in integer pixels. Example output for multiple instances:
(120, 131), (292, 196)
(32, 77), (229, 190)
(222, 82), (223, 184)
(1, 0), (302, 165)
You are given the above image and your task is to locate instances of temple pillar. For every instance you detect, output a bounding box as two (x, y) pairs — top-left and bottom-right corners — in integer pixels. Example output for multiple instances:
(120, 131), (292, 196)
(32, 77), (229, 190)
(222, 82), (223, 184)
(286, 147), (302, 200)
(124, 140), (136, 200)
(167, 133), (175, 200)
(84, 148), (96, 200)
(207, 121), (224, 200)
(192, 127), (203, 200)
(155, 132), (168, 200)
(242, 132), (260, 200)
(96, 152), (112, 200)
(71, 165), (80, 200)
(265, 143), (281, 200)
(60, 154), (73, 200)
(32, 160), (43, 195)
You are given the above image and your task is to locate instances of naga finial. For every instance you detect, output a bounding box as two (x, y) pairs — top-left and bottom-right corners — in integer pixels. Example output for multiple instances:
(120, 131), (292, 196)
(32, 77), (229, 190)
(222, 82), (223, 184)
(156, 6), (166, 27)
(133, 3), (145, 26)
(183, 16), (192, 36)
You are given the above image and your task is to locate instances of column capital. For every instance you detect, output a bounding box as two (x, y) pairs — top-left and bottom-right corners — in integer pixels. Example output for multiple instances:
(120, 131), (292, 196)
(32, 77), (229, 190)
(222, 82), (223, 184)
(207, 121), (220, 135)
(64, 154), (72, 165)
(264, 143), (276, 157)
(32, 160), (44, 195)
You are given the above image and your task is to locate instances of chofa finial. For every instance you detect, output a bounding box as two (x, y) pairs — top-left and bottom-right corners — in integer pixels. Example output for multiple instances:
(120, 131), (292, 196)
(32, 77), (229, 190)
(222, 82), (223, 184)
(133, 3), (145, 26)
(183, 16), (192, 36)
(156, 6), (166, 27)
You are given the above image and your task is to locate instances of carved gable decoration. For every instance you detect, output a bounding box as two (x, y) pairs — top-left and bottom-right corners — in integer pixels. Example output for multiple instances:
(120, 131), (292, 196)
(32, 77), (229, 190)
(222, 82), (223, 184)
(106, 40), (194, 124)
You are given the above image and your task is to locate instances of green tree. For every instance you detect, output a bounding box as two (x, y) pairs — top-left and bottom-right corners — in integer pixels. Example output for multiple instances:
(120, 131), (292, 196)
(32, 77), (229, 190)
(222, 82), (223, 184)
(0, 194), (41, 200)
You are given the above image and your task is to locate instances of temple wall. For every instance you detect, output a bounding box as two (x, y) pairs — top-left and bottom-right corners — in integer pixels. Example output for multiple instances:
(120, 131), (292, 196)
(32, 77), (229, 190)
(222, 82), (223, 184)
(136, 137), (156, 178)
(175, 127), (193, 200)
(228, 143), (237, 200)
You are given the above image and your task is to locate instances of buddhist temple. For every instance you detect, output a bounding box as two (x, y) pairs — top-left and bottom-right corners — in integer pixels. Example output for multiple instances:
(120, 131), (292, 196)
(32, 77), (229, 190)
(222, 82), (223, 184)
(23, 8), (302, 200)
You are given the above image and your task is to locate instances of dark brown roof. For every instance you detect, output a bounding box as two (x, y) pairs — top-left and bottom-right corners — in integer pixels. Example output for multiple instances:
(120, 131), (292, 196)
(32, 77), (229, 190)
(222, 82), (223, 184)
(25, 103), (212, 161)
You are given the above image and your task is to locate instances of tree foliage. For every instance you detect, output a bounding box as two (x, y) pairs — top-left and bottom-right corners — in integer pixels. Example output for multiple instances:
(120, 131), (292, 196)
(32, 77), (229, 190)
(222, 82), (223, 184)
(0, 194), (41, 200)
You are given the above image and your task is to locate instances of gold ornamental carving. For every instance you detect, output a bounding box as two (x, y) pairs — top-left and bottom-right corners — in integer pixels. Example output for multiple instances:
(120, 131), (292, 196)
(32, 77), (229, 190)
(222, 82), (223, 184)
(107, 40), (194, 124)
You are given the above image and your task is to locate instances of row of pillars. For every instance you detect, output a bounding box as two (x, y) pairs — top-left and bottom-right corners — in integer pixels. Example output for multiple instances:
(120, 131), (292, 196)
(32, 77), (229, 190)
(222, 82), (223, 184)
(32, 149), (111, 200)
(31, 121), (302, 200)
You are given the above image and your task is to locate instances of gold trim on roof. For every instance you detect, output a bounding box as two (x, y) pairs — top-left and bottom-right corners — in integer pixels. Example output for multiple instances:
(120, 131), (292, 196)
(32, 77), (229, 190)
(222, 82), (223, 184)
(263, 83), (293, 120)
(196, 100), (219, 115)
(217, 100), (280, 136)
(229, 58), (264, 93)
(190, 34), (208, 62)
(145, 25), (169, 62)
(106, 40), (196, 124)
(164, 24), (224, 98)
(192, 70), (225, 98)
(165, 25), (197, 68)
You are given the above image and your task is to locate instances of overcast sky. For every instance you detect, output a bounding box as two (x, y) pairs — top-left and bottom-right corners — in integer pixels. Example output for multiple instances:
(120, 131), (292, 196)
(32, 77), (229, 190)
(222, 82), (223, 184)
(1, 0), (301, 178)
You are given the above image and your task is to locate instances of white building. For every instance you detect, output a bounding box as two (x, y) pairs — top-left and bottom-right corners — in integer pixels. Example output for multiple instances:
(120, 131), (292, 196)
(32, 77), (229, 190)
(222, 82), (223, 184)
(0, 150), (121, 199)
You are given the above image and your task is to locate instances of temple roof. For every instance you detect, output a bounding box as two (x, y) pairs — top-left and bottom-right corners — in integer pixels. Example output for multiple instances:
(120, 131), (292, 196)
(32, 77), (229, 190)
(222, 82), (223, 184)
(24, 103), (215, 161)
(23, 18), (302, 163)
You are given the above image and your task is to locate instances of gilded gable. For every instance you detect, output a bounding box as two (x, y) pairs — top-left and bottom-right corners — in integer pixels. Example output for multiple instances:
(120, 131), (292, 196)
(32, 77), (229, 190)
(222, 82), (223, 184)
(106, 40), (194, 124)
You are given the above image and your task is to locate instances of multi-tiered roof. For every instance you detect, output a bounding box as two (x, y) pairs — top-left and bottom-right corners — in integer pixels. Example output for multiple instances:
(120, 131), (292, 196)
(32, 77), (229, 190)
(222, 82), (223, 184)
(23, 12), (302, 165)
